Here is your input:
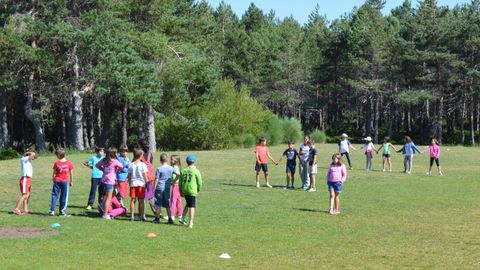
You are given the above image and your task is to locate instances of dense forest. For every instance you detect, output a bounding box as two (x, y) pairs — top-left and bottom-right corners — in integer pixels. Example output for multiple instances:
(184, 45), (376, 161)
(0, 0), (479, 152)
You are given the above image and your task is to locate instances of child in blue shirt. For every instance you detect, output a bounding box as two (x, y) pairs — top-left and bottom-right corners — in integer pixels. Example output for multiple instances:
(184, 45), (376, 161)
(278, 140), (300, 189)
(153, 153), (180, 224)
(83, 146), (104, 210)
(116, 145), (130, 206)
(396, 136), (421, 174)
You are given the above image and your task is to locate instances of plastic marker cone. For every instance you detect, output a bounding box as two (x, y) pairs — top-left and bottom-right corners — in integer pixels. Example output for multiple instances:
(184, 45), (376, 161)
(146, 232), (157, 238)
(50, 223), (61, 229)
(219, 253), (231, 259)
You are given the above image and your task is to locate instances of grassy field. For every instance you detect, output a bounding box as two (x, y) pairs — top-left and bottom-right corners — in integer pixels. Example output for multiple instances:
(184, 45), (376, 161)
(0, 143), (479, 269)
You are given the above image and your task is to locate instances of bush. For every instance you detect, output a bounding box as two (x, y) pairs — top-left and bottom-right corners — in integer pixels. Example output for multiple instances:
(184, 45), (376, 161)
(281, 118), (302, 143)
(262, 115), (284, 146)
(0, 148), (20, 160)
(309, 129), (326, 144)
(232, 133), (257, 148)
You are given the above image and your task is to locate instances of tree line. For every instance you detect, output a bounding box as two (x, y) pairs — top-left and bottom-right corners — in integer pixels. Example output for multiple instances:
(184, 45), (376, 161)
(1, 0), (479, 152)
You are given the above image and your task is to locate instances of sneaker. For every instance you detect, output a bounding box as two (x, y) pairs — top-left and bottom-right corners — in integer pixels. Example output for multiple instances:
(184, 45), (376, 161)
(12, 209), (22, 215)
(60, 212), (71, 217)
(167, 218), (174, 224)
(329, 210), (335, 215)
(179, 219), (187, 225)
(85, 205), (93, 210)
(307, 188), (316, 192)
(407, 171), (411, 175)
(302, 186), (308, 190)
(102, 215), (111, 220)
(140, 218), (147, 222)
(171, 216), (176, 221)
(188, 223), (194, 228)
(283, 186), (288, 190)
(48, 211), (55, 216)
(289, 186), (295, 190)
(130, 217), (135, 222)
(333, 211), (341, 215)
(389, 169), (392, 172)
(152, 218), (160, 224)
(256, 182), (260, 188)
(426, 172), (432, 176)
(161, 215), (169, 220)
(23, 211), (31, 215)
(265, 183), (272, 188)
(439, 171), (443, 176)
(382, 169), (385, 172)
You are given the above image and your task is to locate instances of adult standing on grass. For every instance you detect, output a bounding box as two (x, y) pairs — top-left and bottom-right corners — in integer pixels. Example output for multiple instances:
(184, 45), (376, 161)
(299, 136), (311, 190)
(83, 146), (104, 210)
(12, 151), (37, 215)
(253, 137), (278, 188)
(338, 133), (357, 170)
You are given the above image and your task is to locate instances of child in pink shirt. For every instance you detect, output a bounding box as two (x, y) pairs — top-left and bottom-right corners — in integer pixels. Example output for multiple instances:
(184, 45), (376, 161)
(96, 147), (123, 219)
(327, 153), (347, 215)
(99, 189), (126, 219)
(421, 138), (443, 176)
(169, 155), (183, 221)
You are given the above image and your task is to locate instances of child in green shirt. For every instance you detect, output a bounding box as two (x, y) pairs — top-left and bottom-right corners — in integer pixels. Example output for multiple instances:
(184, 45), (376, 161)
(179, 155), (203, 228)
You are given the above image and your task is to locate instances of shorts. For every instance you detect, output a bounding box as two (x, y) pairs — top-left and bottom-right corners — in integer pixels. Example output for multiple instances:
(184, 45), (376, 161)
(103, 183), (114, 192)
(309, 163), (318, 175)
(154, 188), (171, 208)
(118, 181), (129, 198)
(328, 182), (343, 193)
(130, 186), (146, 199)
(255, 163), (268, 173)
(19, 177), (31, 194)
(382, 154), (391, 158)
(286, 164), (296, 174)
(365, 152), (373, 158)
(430, 157), (440, 167)
(185, 195), (196, 208)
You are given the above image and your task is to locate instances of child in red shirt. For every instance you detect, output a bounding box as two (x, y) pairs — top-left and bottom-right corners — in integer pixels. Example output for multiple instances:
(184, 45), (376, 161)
(254, 137), (278, 188)
(49, 148), (74, 216)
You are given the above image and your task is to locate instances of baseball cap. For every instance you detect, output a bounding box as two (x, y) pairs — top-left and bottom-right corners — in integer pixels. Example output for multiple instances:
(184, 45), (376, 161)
(186, 155), (196, 163)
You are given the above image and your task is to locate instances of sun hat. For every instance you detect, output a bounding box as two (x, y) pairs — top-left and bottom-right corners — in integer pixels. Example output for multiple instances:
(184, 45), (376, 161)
(363, 136), (372, 141)
(341, 133), (348, 138)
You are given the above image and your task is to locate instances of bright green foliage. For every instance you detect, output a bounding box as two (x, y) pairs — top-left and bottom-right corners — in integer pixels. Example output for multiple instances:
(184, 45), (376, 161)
(281, 118), (303, 143)
(309, 129), (327, 144)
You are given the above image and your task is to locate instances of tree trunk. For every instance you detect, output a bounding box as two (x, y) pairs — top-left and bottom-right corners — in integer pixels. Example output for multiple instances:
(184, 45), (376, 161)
(95, 103), (102, 146)
(461, 98), (466, 144)
(476, 102), (479, 134)
(138, 107), (145, 141)
(436, 96), (444, 143)
(24, 69), (46, 152)
(147, 105), (156, 152)
(0, 91), (9, 149)
(70, 90), (85, 150)
(61, 108), (67, 147)
(470, 101), (475, 145)
(121, 101), (128, 146)
(87, 102), (95, 147)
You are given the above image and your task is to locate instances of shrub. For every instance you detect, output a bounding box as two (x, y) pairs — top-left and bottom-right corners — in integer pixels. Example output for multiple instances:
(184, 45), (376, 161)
(281, 118), (302, 143)
(262, 115), (284, 146)
(0, 148), (20, 160)
(243, 134), (256, 148)
(309, 129), (326, 144)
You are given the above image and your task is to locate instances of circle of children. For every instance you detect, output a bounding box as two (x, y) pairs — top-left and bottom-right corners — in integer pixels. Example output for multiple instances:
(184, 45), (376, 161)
(254, 134), (443, 215)
(12, 140), (203, 228)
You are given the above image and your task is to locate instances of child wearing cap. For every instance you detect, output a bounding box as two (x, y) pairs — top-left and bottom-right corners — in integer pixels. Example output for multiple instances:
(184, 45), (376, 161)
(338, 133), (357, 170)
(360, 136), (375, 172)
(179, 155), (203, 228)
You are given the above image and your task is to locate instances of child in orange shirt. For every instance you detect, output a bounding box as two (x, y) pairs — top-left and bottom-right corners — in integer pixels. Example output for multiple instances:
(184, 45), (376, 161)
(254, 137), (278, 188)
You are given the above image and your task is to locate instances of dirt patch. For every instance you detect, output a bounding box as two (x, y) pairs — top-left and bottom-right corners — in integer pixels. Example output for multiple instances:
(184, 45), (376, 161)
(0, 227), (58, 239)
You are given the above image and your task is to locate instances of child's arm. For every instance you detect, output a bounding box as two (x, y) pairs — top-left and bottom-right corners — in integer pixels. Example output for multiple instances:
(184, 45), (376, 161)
(376, 145), (384, 154)
(154, 178), (159, 191)
(350, 144), (358, 151)
(196, 171), (203, 193)
(143, 172), (149, 190)
(313, 153), (317, 165)
(52, 169), (55, 182)
(341, 165), (347, 182)
(83, 160), (92, 168)
(396, 146), (404, 153)
(268, 153), (279, 165)
(413, 144), (422, 154)
(390, 143), (398, 152)
(69, 170), (74, 187)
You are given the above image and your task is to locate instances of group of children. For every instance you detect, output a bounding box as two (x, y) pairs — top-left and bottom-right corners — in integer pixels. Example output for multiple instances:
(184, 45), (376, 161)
(253, 133), (445, 215)
(12, 141), (203, 228)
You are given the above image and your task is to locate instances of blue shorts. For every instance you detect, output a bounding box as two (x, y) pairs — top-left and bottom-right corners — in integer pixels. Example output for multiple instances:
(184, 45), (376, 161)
(103, 183), (114, 192)
(327, 182), (343, 193)
(255, 163), (268, 173)
(382, 154), (391, 158)
(154, 188), (171, 208)
(286, 164), (296, 174)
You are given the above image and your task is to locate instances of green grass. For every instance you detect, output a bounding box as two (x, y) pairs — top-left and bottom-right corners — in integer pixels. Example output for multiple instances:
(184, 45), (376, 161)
(1, 144), (479, 269)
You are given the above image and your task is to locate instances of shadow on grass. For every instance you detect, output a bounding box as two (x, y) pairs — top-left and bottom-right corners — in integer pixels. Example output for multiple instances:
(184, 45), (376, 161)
(294, 208), (330, 214)
(222, 183), (256, 188)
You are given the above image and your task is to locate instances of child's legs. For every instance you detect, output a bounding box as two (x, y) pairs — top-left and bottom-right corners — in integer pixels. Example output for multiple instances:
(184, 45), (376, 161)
(329, 189), (335, 211)
(344, 152), (352, 168)
(130, 198), (136, 218)
(382, 157), (386, 169)
(303, 163), (310, 187)
(104, 191), (113, 215)
(50, 182), (60, 212)
(139, 199), (145, 218)
(59, 182), (69, 213)
(429, 158), (434, 171)
(334, 191), (340, 212)
(171, 186), (183, 217)
(309, 174), (316, 188)
(15, 193), (29, 210)
(189, 207), (195, 223)
(408, 156), (413, 172)
(291, 171), (295, 186)
(387, 157), (392, 170)
(110, 207), (126, 218)
(403, 156), (408, 171)
(286, 173), (291, 186)
(87, 178), (100, 206)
